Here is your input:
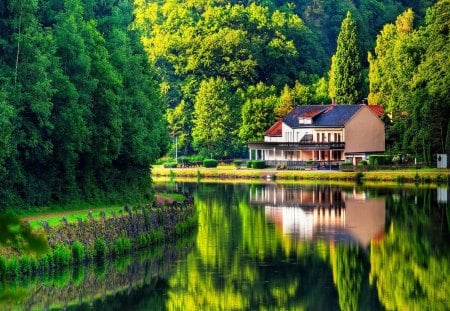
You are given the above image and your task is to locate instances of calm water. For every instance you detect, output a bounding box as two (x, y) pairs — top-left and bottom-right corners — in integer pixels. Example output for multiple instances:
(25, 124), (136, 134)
(1, 182), (449, 310)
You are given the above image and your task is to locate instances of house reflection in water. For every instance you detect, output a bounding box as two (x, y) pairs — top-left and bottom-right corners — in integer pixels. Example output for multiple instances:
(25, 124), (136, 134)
(250, 185), (385, 247)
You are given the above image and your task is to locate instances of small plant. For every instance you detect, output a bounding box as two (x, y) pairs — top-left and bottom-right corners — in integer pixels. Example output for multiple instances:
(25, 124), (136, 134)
(164, 162), (178, 168)
(251, 160), (266, 169)
(233, 159), (243, 169)
(54, 244), (72, 267)
(340, 162), (354, 172)
(94, 238), (108, 261)
(19, 256), (32, 275)
(203, 159), (218, 168)
(112, 236), (132, 256)
(72, 241), (85, 264)
(358, 160), (368, 166)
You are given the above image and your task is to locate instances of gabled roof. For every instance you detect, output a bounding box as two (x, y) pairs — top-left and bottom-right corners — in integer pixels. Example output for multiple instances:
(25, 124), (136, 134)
(265, 119), (282, 136)
(283, 104), (368, 128)
(368, 104), (384, 117)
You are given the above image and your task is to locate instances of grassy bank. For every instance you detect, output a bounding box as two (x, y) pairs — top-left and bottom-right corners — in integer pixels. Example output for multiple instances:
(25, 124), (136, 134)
(0, 193), (196, 278)
(153, 166), (450, 183)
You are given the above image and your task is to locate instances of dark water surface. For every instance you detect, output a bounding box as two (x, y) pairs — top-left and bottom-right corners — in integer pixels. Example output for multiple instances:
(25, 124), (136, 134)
(1, 182), (449, 310)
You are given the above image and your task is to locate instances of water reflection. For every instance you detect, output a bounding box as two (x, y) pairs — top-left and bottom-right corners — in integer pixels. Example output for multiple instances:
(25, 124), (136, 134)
(252, 185), (385, 247)
(1, 183), (448, 310)
(0, 237), (194, 310)
(165, 182), (449, 311)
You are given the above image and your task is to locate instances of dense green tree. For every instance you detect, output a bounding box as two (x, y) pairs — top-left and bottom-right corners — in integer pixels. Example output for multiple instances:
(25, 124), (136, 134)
(331, 11), (363, 104)
(192, 77), (240, 158)
(0, 0), (167, 207)
(275, 85), (294, 118)
(368, 1), (449, 160)
(238, 82), (278, 142)
(167, 100), (192, 156)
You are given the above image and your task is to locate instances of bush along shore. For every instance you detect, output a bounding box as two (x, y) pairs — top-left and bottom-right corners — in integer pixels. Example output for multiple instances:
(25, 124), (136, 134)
(0, 194), (197, 278)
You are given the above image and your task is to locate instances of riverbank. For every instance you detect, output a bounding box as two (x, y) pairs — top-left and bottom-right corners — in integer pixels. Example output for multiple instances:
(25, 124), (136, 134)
(0, 194), (197, 278)
(153, 166), (450, 183)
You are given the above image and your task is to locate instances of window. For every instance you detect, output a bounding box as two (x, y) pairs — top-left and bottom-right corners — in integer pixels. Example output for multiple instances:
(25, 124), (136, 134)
(328, 133), (331, 142)
(316, 133), (320, 142)
(322, 133), (326, 142)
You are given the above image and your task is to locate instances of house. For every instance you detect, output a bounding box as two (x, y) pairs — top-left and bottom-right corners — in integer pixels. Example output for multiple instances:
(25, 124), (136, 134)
(251, 184), (385, 248)
(248, 104), (385, 166)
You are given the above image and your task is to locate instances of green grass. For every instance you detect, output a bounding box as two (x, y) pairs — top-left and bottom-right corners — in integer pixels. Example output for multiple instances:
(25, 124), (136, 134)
(155, 192), (185, 203)
(22, 193), (184, 230)
(23, 205), (124, 230)
(153, 166), (450, 183)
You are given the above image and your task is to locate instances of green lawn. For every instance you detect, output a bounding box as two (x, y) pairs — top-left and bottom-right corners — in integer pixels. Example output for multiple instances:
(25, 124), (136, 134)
(22, 192), (185, 230)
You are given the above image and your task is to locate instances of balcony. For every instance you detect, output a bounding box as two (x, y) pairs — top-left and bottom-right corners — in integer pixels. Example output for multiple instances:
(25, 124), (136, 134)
(248, 141), (345, 151)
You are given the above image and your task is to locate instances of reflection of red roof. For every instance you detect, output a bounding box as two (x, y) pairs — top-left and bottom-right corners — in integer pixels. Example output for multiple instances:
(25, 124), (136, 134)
(300, 110), (323, 118)
(265, 119), (282, 136)
(368, 105), (384, 117)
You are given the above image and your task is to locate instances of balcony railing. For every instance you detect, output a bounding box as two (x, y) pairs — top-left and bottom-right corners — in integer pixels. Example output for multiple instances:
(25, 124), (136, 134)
(248, 141), (345, 150)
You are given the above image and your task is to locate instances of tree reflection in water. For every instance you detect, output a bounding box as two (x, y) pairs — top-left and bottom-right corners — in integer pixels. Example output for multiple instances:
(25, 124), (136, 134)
(165, 183), (448, 311)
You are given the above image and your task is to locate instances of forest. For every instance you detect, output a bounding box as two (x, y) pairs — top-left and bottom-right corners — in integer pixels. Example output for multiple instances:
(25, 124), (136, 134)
(0, 0), (168, 208)
(0, 0), (448, 207)
(134, 0), (448, 162)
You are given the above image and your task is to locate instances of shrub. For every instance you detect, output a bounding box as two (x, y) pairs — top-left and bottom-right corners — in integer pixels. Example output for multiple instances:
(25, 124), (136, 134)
(358, 160), (368, 166)
(306, 159), (313, 164)
(251, 160), (266, 169)
(233, 159), (243, 169)
(54, 244), (72, 267)
(163, 162), (178, 168)
(72, 241), (85, 264)
(246, 160), (253, 168)
(340, 162), (354, 172)
(0, 256), (6, 275)
(368, 155), (392, 166)
(137, 233), (149, 248)
(203, 159), (218, 168)
(94, 238), (108, 260)
(148, 228), (165, 244)
(112, 236), (132, 256)
(6, 258), (20, 276)
(19, 256), (32, 275)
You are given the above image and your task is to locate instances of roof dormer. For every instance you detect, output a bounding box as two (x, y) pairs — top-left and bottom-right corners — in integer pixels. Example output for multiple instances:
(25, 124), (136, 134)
(298, 109), (323, 125)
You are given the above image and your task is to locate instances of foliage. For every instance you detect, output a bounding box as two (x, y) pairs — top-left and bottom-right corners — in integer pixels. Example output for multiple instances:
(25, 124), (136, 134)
(94, 238), (108, 261)
(238, 82), (278, 142)
(233, 160), (243, 169)
(203, 159), (219, 168)
(112, 237), (132, 256)
(368, 155), (392, 166)
(251, 160), (266, 169)
(163, 162), (178, 168)
(0, 0), (167, 208)
(192, 77), (241, 158)
(368, 1), (450, 162)
(331, 11), (363, 104)
(71, 241), (84, 264)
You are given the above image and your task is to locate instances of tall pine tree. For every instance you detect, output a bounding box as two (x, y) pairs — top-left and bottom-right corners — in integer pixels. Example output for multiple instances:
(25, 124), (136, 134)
(331, 11), (363, 104)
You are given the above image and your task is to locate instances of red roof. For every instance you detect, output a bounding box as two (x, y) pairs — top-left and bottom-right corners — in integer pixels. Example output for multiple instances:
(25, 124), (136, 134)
(300, 109), (323, 118)
(265, 119), (282, 136)
(368, 104), (384, 117)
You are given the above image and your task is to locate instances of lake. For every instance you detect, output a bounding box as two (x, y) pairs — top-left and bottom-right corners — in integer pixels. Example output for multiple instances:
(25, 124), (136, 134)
(1, 182), (449, 310)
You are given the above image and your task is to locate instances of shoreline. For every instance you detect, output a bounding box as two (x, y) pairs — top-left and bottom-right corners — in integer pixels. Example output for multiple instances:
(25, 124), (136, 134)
(153, 166), (450, 184)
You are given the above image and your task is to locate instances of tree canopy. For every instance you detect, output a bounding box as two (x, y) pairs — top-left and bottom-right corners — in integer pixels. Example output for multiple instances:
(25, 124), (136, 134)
(0, 0), (167, 208)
